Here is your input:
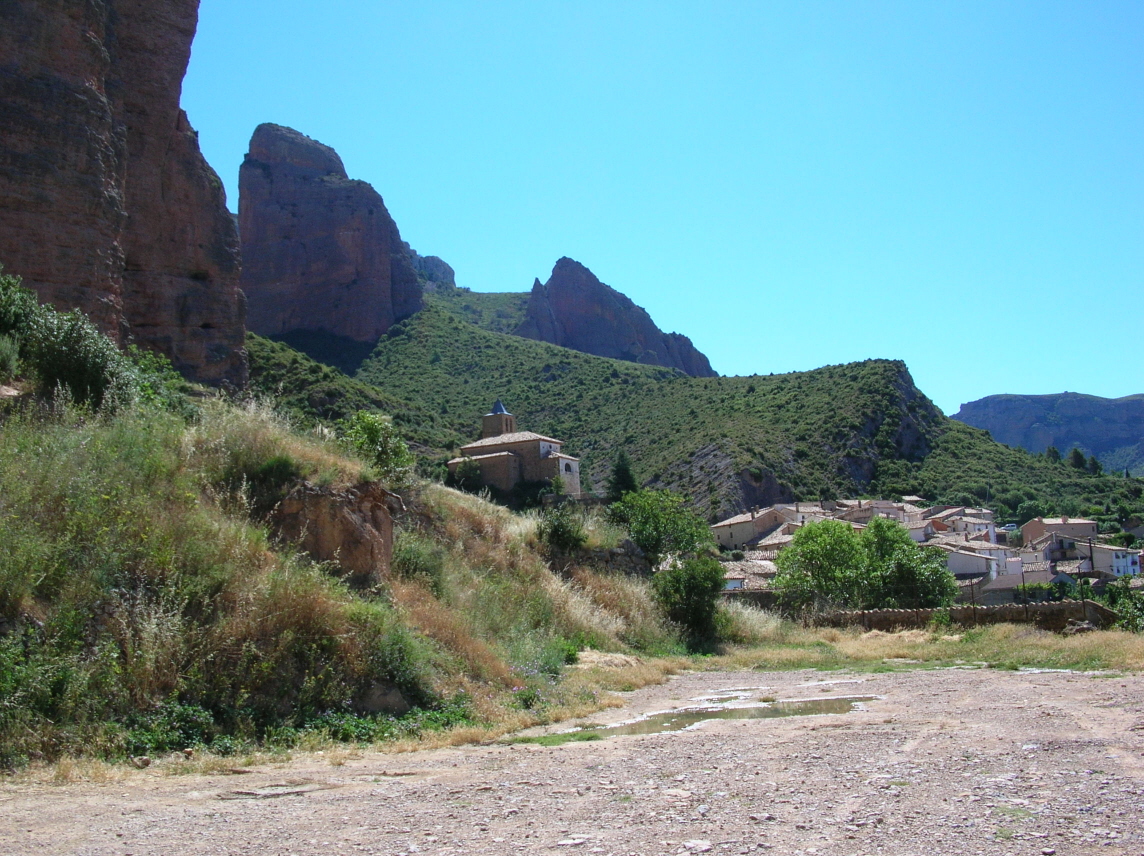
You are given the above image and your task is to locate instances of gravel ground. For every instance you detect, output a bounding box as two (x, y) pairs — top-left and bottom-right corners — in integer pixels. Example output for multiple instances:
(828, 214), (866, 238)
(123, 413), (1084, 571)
(3, 667), (1144, 856)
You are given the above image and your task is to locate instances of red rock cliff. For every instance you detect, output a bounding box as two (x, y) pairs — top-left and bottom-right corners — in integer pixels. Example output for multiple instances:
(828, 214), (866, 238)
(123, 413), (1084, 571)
(515, 257), (716, 377)
(238, 124), (422, 342)
(0, 0), (246, 386)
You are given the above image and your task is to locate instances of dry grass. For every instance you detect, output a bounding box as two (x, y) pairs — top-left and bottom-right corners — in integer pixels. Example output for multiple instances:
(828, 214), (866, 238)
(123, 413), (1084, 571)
(185, 398), (367, 489)
(390, 580), (515, 685)
(713, 621), (1144, 673)
(569, 567), (678, 652)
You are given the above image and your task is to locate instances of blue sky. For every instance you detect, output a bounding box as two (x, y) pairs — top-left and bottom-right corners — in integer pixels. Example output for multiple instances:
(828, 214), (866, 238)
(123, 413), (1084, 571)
(183, 1), (1142, 415)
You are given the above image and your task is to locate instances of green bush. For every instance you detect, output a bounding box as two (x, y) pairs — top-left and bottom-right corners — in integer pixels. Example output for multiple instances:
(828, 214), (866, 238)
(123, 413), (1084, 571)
(392, 530), (447, 594)
(23, 304), (138, 410)
(537, 503), (588, 553)
(341, 410), (415, 488)
(0, 267), (37, 338)
(0, 333), (18, 383)
(774, 517), (958, 611)
(651, 555), (727, 646)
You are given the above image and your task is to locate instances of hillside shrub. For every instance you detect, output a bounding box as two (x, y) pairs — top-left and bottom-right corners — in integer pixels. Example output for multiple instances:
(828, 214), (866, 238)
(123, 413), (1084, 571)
(392, 530), (448, 595)
(651, 555), (727, 646)
(341, 410), (416, 488)
(23, 306), (138, 410)
(537, 503), (588, 553)
(0, 267), (37, 337)
(0, 333), (17, 383)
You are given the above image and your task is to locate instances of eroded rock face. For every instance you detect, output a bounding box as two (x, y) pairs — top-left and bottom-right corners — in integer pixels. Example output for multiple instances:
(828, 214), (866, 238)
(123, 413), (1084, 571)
(0, 0), (246, 386)
(954, 392), (1144, 475)
(515, 257), (716, 377)
(272, 481), (397, 588)
(239, 124), (422, 342)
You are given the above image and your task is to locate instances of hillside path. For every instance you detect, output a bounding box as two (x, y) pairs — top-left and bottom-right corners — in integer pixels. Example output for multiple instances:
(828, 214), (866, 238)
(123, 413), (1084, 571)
(3, 667), (1144, 856)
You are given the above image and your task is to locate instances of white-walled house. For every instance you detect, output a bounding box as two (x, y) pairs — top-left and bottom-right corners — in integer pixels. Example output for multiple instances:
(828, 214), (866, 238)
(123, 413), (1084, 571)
(1078, 543), (1142, 578)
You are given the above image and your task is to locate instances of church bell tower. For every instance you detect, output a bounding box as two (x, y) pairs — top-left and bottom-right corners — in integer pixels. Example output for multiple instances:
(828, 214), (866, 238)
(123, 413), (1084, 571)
(481, 399), (516, 438)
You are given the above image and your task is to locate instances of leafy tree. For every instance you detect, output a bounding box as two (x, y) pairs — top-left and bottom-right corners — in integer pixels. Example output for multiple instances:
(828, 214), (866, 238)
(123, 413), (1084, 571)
(651, 555), (726, 644)
(775, 518), (957, 611)
(606, 450), (639, 502)
(341, 410), (416, 488)
(1045, 445), (1061, 463)
(608, 489), (713, 563)
(1068, 447), (1087, 470)
(1087, 455), (1103, 476)
(858, 517), (958, 608)
(1016, 499), (1054, 526)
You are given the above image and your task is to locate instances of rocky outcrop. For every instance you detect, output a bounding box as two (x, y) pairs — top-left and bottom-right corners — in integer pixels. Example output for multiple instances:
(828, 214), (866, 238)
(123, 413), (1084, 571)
(954, 392), (1144, 475)
(239, 124), (422, 342)
(515, 258), (716, 377)
(0, 0), (246, 386)
(272, 481), (398, 588)
(406, 245), (455, 289)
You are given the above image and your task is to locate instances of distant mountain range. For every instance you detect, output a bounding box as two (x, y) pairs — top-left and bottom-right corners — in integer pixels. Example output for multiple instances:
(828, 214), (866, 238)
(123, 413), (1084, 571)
(954, 392), (1144, 476)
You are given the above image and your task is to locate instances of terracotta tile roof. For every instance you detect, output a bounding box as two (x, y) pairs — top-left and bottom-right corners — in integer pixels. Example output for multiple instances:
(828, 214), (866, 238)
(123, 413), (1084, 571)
(713, 511), (760, 528)
(447, 451), (519, 464)
(460, 431), (564, 451)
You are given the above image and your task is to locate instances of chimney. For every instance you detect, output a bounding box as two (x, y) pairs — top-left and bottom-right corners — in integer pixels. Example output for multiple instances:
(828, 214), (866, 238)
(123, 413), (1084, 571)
(751, 506), (758, 520)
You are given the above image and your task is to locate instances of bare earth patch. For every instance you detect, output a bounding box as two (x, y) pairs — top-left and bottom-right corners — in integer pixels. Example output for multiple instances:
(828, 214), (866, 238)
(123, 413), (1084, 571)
(4, 667), (1143, 855)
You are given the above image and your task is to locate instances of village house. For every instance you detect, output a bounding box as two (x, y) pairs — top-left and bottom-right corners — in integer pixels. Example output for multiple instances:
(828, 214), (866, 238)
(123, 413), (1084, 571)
(446, 401), (581, 497)
(711, 499), (1140, 588)
(1020, 515), (1099, 545)
(1077, 542), (1142, 578)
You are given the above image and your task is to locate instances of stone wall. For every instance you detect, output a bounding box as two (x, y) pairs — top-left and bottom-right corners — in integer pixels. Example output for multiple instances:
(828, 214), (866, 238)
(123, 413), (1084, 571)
(810, 600), (1119, 632)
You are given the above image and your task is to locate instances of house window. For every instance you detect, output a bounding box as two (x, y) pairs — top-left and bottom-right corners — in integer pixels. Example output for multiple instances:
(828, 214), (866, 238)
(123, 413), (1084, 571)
(564, 463), (572, 473)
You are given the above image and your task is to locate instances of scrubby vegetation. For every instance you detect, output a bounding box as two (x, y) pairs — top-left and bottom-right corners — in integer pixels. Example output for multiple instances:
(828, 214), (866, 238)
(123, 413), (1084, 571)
(424, 284), (531, 335)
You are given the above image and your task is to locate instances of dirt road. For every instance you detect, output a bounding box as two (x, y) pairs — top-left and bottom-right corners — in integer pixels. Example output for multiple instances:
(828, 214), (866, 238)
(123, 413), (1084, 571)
(4, 667), (1143, 856)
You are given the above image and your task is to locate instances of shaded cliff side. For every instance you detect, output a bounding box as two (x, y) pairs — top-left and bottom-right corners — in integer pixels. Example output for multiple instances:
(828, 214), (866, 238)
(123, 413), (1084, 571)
(954, 392), (1144, 476)
(0, 0), (246, 386)
(515, 257), (716, 377)
(239, 123), (422, 343)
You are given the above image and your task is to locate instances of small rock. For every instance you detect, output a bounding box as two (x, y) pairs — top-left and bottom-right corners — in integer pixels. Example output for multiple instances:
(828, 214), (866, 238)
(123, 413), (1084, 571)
(183, 748), (194, 759)
(682, 841), (713, 853)
(1042, 850), (1056, 855)
(130, 756), (151, 769)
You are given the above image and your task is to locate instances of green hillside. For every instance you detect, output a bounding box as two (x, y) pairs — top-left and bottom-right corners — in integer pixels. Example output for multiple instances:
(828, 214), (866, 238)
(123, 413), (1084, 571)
(246, 333), (467, 453)
(424, 283), (530, 335)
(351, 306), (941, 518)
(250, 305), (1144, 526)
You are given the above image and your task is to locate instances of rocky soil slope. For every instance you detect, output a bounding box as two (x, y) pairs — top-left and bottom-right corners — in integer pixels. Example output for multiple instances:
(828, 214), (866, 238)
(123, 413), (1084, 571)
(238, 123), (422, 343)
(0, 0), (246, 385)
(955, 392), (1144, 475)
(516, 257), (716, 377)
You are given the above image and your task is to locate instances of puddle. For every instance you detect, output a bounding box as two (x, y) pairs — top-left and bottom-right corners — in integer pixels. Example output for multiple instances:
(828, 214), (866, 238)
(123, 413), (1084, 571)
(594, 696), (875, 737)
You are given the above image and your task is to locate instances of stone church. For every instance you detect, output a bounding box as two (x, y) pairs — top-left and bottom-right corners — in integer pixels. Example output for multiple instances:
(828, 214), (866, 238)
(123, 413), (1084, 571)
(447, 401), (581, 497)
